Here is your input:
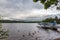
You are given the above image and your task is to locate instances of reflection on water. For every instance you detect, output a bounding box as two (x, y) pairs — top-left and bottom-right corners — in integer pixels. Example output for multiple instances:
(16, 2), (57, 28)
(1, 23), (60, 40)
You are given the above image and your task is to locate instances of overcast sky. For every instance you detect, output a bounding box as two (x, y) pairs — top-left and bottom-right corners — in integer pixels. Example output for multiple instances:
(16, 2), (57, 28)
(0, 0), (60, 20)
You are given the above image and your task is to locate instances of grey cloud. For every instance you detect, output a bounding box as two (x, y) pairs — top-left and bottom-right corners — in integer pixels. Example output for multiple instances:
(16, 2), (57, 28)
(0, 0), (43, 14)
(0, 0), (43, 10)
(0, 0), (44, 19)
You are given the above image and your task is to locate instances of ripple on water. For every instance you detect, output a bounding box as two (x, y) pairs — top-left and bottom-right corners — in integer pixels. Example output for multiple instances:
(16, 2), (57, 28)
(1, 23), (60, 40)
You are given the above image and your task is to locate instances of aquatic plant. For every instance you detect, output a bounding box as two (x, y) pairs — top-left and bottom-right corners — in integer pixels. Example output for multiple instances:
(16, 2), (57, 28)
(0, 23), (8, 40)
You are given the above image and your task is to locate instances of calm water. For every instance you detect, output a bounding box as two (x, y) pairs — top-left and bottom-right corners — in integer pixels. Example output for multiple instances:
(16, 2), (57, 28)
(1, 23), (60, 40)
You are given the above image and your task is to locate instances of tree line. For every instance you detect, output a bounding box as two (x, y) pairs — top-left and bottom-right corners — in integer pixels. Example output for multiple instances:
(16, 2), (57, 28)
(42, 16), (60, 24)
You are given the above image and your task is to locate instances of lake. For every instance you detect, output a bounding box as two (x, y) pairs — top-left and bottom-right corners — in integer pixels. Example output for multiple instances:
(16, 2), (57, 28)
(1, 23), (60, 40)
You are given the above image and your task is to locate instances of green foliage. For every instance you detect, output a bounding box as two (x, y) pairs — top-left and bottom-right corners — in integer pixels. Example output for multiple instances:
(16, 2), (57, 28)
(40, 0), (46, 4)
(33, 0), (38, 2)
(0, 30), (8, 39)
(50, 0), (57, 4)
(44, 1), (51, 9)
(33, 0), (58, 9)
(42, 18), (55, 22)
(0, 23), (8, 40)
(42, 16), (60, 24)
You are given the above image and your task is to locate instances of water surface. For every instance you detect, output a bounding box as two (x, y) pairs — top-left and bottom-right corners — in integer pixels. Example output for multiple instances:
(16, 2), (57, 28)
(1, 23), (60, 40)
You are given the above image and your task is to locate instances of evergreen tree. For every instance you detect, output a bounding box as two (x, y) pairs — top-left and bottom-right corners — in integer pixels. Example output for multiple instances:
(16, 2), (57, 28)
(55, 16), (58, 20)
